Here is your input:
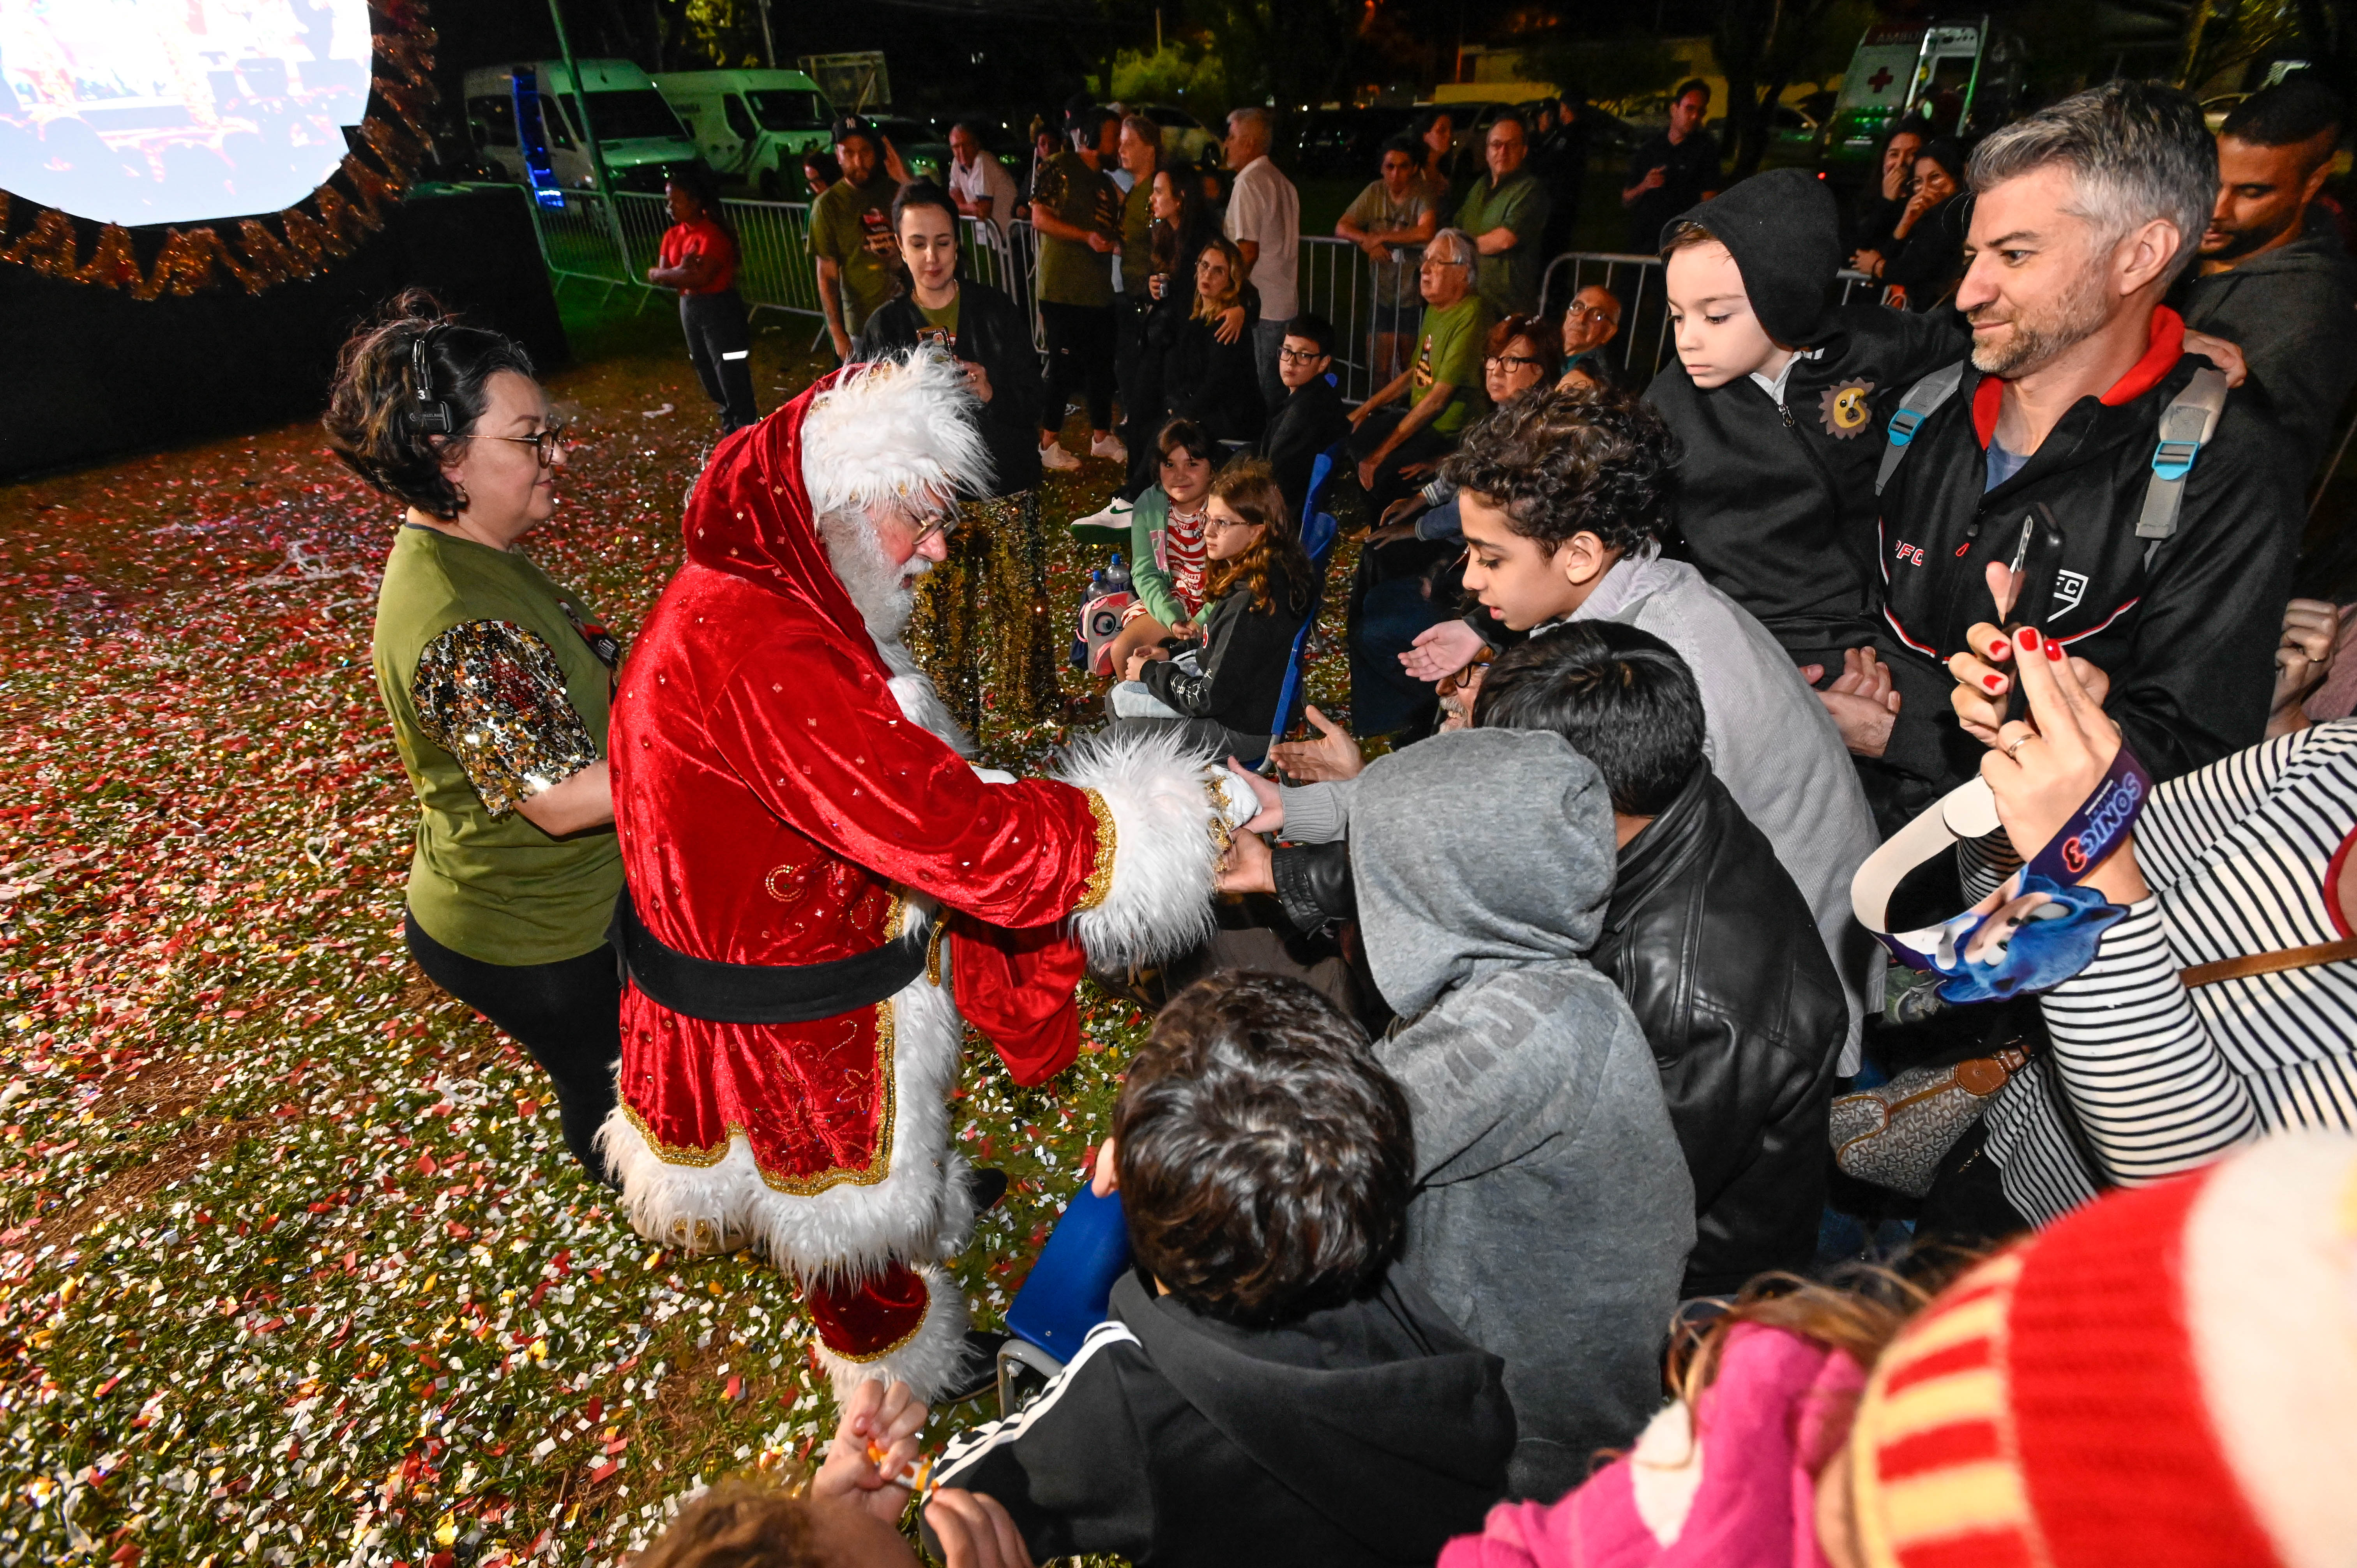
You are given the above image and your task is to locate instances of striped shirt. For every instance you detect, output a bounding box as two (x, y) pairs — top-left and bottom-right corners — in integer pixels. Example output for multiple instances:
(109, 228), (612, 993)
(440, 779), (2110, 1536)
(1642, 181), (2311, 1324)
(1981, 721), (2357, 1224)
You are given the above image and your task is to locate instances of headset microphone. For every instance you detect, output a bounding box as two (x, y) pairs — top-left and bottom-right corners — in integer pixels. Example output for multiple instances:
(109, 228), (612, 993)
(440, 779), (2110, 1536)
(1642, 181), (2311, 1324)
(411, 327), (456, 436)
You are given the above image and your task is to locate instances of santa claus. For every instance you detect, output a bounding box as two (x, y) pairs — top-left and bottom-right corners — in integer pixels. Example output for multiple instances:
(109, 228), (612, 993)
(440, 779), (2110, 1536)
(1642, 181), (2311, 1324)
(599, 350), (1239, 1401)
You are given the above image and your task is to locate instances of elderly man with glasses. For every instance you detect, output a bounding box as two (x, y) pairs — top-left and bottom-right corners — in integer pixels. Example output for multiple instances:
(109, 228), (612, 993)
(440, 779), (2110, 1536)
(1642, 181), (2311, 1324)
(1347, 227), (1495, 510)
(1455, 110), (1553, 316)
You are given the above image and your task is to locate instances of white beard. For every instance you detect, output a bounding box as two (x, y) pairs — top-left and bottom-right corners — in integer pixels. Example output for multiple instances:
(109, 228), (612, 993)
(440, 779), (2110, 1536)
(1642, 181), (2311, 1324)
(814, 508), (974, 757)
(815, 507), (933, 646)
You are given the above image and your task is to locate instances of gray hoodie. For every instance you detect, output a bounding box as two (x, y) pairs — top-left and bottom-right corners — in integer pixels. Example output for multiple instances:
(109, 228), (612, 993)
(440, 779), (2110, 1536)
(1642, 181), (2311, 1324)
(1349, 729), (1695, 1501)
(2177, 207), (2357, 478)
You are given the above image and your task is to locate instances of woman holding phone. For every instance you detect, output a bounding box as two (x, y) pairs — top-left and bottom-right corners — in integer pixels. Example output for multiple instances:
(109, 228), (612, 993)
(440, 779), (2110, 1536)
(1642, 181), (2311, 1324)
(854, 182), (1055, 722)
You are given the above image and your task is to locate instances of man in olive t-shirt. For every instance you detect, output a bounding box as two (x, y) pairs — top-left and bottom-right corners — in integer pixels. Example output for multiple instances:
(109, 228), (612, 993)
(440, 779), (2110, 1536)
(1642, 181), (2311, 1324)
(1454, 112), (1552, 317)
(1348, 228), (1492, 508)
(811, 124), (903, 360)
(1030, 106), (1124, 465)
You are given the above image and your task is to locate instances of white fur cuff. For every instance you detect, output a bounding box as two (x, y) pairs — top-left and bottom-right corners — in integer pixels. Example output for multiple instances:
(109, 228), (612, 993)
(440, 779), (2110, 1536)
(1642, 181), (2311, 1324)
(813, 1261), (973, 1405)
(1055, 727), (1225, 968)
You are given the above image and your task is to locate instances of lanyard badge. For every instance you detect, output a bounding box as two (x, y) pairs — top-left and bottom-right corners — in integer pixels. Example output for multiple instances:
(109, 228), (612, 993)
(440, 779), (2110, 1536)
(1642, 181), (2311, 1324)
(1852, 747), (2152, 1003)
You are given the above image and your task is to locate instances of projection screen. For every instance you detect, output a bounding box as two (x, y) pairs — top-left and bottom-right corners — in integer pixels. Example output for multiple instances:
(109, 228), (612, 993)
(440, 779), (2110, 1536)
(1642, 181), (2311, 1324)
(0, 0), (374, 227)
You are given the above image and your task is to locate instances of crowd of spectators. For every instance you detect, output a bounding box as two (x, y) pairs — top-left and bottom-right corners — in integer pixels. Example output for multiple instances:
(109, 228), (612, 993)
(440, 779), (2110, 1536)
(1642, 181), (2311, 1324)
(403, 66), (2357, 1568)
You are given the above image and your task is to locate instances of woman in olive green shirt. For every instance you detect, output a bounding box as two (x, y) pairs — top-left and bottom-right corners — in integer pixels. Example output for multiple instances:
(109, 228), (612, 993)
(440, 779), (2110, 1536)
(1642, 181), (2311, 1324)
(326, 294), (621, 1183)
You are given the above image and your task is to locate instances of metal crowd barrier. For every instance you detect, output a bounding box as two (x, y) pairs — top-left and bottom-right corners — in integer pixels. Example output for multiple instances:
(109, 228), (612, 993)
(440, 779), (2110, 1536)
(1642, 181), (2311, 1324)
(1538, 251), (1879, 381)
(1297, 235), (1384, 405)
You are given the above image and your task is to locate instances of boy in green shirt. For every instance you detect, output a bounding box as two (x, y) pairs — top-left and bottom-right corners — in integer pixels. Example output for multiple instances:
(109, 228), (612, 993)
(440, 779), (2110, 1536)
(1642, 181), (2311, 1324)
(811, 123), (903, 360)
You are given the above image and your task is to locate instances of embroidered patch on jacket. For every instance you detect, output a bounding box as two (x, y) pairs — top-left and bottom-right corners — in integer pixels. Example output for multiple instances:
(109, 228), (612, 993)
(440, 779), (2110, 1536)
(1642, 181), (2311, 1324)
(1820, 378), (1876, 438)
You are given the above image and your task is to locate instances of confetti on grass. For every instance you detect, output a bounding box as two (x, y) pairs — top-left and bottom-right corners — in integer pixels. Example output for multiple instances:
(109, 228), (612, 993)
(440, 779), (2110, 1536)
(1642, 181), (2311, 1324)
(0, 318), (1356, 1565)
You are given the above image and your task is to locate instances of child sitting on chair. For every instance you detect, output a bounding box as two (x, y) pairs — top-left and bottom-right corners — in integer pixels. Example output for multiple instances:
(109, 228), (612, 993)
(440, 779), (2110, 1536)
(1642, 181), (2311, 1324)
(1105, 458), (1315, 758)
(931, 972), (1515, 1567)
(1099, 418), (1219, 680)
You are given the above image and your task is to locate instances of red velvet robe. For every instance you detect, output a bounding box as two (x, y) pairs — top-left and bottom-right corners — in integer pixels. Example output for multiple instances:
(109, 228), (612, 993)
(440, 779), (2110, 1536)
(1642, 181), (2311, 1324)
(609, 378), (1109, 1194)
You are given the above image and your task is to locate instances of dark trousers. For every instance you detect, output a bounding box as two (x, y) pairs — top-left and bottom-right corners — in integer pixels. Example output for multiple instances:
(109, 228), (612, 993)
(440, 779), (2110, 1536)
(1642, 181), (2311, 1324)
(680, 290), (760, 434)
(1041, 300), (1117, 435)
(1114, 296), (1157, 495)
(404, 911), (621, 1187)
(1346, 406), (1456, 514)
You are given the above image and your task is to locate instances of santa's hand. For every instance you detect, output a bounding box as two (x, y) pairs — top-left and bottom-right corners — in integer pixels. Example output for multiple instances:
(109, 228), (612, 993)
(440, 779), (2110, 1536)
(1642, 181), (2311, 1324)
(1227, 757), (1282, 832)
(814, 1379), (930, 1522)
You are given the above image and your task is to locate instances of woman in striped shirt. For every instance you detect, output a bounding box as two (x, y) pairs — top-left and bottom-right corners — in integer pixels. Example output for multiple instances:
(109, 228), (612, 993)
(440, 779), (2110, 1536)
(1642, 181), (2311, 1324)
(1970, 625), (2357, 1225)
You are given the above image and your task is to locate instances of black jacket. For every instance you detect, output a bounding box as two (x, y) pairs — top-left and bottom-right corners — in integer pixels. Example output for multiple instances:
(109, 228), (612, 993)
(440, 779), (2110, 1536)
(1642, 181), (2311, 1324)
(1878, 198), (1967, 312)
(1647, 302), (1965, 661)
(853, 279), (1043, 495)
(931, 1266), (1516, 1568)
(1140, 555), (1308, 737)
(1872, 329), (2304, 795)
(1156, 301), (1267, 444)
(1588, 766), (1845, 1298)
(1269, 764), (1845, 1299)
(2174, 206), (2357, 478)
(1258, 374), (1352, 520)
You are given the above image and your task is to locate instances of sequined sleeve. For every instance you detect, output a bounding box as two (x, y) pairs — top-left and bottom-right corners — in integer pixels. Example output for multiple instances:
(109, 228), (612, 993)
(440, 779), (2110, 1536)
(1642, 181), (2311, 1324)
(410, 620), (601, 818)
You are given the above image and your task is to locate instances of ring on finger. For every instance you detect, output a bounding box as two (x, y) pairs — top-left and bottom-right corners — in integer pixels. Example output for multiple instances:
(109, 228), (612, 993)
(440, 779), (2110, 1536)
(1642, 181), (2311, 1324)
(2003, 734), (2036, 760)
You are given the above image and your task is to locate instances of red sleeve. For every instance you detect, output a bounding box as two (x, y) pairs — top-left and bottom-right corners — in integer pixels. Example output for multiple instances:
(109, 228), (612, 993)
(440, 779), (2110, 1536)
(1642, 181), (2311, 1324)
(707, 632), (1111, 931)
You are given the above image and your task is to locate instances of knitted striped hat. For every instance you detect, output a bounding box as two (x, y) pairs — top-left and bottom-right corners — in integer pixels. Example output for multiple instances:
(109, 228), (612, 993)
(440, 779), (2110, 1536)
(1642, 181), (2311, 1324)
(1849, 1132), (2357, 1568)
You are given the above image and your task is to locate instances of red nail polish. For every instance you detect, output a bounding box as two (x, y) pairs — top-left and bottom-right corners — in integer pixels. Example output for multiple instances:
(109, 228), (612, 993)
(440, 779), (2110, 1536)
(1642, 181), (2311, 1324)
(2017, 627), (2040, 652)
(2045, 637), (2064, 662)
(1984, 673), (2004, 691)
(1988, 638), (2008, 658)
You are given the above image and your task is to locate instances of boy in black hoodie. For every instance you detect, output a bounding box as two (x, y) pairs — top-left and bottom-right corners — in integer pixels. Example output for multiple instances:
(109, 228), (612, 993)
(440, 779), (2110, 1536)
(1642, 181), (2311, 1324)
(1644, 168), (1967, 678)
(929, 972), (1517, 1568)
(1257, 313), (1354, 519)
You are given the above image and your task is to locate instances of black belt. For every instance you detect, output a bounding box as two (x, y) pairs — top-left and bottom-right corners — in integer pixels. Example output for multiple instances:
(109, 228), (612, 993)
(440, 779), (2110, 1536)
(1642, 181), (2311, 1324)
(607, 886), (928, 1025)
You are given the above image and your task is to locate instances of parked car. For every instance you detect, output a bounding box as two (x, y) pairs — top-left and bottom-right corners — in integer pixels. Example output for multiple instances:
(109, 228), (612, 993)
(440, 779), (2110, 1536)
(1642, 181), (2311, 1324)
(1293, 106), (1415, 177)
(865, 114), (952, 182)
(653, 69), (836, 199)
(463, 58), (702, 196)
(1135, 103), (1219, 166)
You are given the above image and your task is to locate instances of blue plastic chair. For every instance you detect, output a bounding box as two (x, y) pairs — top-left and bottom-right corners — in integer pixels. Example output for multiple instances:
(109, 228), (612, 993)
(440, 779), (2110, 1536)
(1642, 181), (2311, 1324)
(995, 1184), (1133, 1413)
(1243, 443), (1348, 768)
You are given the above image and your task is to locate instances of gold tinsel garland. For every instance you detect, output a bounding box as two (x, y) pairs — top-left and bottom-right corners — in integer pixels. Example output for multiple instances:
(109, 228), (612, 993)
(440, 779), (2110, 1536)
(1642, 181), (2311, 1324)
(906, 491), (1065, 736)
(0, 0), (438, 299)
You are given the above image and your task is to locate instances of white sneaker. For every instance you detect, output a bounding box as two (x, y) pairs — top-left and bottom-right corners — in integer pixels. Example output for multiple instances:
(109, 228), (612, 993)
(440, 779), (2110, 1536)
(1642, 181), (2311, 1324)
(1039, 440), (1081, 472)
(1089, 432), (1129, 463)
(1071, 495), (1134, 539)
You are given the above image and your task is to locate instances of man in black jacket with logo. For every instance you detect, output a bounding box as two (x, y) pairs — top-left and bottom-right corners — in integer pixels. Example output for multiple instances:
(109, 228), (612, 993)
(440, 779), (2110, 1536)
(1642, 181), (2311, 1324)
(1861, 81), (2302, 807)
(1243, 622), (1846, 1299)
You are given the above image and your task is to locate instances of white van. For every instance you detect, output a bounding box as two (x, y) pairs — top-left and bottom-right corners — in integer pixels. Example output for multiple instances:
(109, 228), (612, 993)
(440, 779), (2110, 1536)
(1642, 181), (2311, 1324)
(653, 69), (837, 199)
(462, 59), (701, 195)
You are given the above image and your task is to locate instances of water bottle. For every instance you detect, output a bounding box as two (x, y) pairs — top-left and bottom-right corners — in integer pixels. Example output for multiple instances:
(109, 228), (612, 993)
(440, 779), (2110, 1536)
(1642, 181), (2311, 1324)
(1104, 553), (1130, 593)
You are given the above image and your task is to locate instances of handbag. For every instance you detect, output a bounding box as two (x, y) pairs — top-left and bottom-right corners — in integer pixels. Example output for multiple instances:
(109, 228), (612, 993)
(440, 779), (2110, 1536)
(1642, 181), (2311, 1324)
(1830, 1045), (2032, 1198)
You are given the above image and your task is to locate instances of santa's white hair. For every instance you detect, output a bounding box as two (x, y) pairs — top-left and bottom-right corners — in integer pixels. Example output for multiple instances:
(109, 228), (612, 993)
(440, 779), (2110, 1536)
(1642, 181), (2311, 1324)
(802, 347), (994, 521)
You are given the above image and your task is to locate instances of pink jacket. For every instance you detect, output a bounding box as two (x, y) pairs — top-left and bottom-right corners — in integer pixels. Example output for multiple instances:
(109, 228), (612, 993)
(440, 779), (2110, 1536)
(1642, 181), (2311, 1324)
(1438, 1324), (1864, 1568)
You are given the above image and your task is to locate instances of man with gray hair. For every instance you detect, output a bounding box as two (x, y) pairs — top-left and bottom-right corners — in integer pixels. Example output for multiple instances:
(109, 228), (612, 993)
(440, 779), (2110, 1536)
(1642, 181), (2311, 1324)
(1224, 106), (1301, 410)
(1861, 79), (2301, 810)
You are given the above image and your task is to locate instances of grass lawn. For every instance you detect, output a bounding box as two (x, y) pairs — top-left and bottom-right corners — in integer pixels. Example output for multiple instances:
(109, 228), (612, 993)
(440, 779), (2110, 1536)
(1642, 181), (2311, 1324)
(0, 286), (1360, 1567)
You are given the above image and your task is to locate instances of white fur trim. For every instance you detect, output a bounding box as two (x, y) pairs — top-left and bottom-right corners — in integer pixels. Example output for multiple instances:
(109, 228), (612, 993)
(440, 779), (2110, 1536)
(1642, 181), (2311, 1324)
(813, 1260), (973, 1405)
(1053, 727), (1225, 968)
(2181, 1131), (2357, 1568)
(1626, 1399), (1703, 1545)
(880, 638), (977, 758)
(802, 350), (994, 516)
(595, 904), (977, 1281)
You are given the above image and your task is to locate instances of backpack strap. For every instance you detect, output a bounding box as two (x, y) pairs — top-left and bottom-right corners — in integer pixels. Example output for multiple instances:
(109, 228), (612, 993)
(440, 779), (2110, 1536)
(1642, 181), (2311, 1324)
(1875, 361), (1968, 495)
(2135, 366), (2230, 569)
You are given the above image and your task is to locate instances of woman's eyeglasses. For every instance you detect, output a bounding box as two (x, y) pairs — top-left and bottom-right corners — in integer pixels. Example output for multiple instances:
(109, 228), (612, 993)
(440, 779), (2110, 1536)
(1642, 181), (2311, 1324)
(1486, 354), (1546, 371)
(486, 423), (571, 468)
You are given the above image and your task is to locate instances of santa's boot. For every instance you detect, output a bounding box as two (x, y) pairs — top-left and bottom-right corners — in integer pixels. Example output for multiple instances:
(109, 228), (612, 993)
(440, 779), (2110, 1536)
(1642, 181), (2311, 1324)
(804, 1258), (1000, 1405)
